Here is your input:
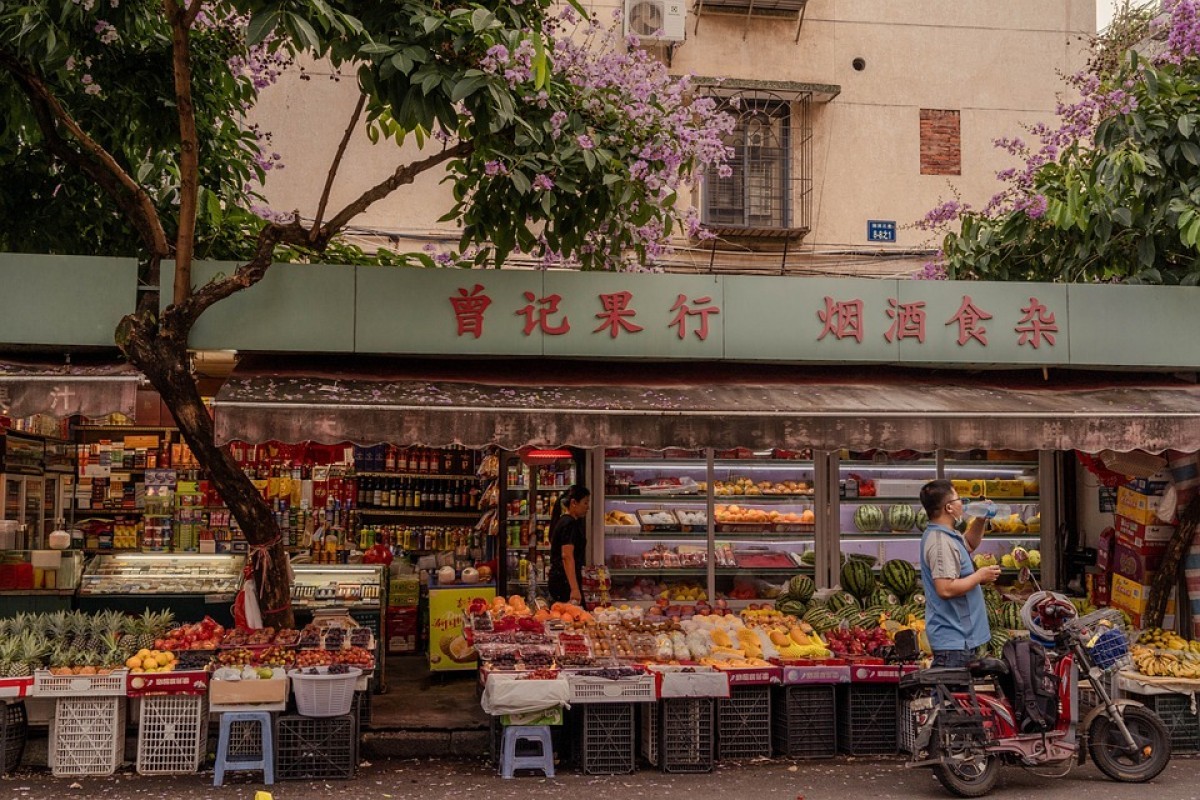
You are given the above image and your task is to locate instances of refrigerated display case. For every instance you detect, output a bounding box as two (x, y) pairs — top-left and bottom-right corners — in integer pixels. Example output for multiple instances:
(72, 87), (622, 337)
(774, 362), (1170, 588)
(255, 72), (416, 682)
(603, 452), (816, 606)
(291, 562), (387, 689)
(834, 453), (1042, 583)
(77, 552), (244, 625)
(498, 451), (580, 597)
(0, 431), (49, 550)
(0, 549), (84, 615)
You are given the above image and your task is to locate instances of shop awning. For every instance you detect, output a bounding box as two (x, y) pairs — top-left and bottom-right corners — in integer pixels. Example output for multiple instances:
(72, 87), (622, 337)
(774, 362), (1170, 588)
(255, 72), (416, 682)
(0, 358), (140, 419)
(210, 357), (1200, 453)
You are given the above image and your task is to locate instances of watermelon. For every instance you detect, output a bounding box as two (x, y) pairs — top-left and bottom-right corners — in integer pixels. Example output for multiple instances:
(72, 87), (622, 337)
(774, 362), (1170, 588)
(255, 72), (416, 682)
(799, 550), (818, 566)
(847, 552), (878, 566)
(787, 574), (816, 603)
(826, 591), (860, 613)
(911, 592), (926, 606)
(982, 586), (1003, 609)
(880, 559), (918, 598)
(848, 610), (878, 629)
(869, 587), (899, 608)
(888, 504), (916, 532)
(841, 559), (876, 599)
(987, 628), (1011, 658)
(916, 508), (929, 531)
(1000, 602), (1024, 630)
(803, 607), (838, 632)
(853, 504), (884, 532)
(776, 599), (807, 618)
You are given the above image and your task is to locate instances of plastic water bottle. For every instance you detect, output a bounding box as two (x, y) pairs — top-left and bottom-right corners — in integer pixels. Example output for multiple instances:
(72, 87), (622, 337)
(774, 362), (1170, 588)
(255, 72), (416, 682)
(963, 500), (1011, 520)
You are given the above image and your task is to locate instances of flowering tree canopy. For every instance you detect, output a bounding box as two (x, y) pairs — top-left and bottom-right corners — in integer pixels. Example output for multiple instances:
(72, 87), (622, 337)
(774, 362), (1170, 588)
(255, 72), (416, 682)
(0, 0), (731, 625)
(921, 0), (1200, 284)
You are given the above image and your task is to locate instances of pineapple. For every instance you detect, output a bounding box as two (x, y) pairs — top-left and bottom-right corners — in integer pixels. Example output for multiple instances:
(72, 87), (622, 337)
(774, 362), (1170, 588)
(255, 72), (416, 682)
(43, 611), (69, 649)
(0, 638), (18, 678)
(9, 632), (47, 677)
(129, 609), (174, 651)
(99, 631), (125, 674)
(66, 612), (90, 650)
(48, 644), (73, 676)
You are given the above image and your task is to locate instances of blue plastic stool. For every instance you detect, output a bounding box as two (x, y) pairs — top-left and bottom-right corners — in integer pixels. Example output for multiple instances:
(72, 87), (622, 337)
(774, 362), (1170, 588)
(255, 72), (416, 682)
(499, 725), (555, 779)
(213, 711), (275, 786)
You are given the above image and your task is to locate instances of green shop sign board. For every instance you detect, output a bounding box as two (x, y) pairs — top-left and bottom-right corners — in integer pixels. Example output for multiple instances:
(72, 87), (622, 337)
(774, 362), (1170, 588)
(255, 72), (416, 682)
(0, 253), (1194, 368)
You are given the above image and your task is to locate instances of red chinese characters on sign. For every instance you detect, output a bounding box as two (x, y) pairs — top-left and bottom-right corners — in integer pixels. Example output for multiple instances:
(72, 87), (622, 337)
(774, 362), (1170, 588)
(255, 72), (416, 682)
(1015, 297), (1058, 349)
(449, 284), (491, 339)
(668, 295), (720, 341)
(593, 291), (645, 338)
(884, 298), (926, 343)
(516, 292), (570, 336)
(946, 295), (993, 346)
(817, 297), (865, 343)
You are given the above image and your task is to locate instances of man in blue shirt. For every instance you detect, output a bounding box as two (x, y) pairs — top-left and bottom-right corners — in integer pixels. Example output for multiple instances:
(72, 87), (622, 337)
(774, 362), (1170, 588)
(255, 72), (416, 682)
(919, 479), (1002, 668)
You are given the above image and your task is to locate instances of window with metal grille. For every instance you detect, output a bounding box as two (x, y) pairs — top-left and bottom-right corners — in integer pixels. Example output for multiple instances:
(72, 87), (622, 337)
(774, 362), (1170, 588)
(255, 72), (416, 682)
(704, 97), (810, 233)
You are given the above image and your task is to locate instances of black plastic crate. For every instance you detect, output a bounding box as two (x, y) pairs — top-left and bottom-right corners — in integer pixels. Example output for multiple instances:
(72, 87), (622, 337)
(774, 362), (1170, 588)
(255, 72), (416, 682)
(717, 686), (771, 761)
(772, 685), (837, 758)
(1, 701), (27, 774)
(660, 698), (714, 773)
(1126, 692), (1200, 754)
(837, 684), (898, 755)
(276, 714), (358, 780)
(574, 703), (635, 775)
(353, 690), (372, 730)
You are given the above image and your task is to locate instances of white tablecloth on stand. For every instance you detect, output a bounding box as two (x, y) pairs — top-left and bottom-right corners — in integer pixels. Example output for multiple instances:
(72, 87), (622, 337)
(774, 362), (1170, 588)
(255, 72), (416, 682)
(481, 675), (571, 716)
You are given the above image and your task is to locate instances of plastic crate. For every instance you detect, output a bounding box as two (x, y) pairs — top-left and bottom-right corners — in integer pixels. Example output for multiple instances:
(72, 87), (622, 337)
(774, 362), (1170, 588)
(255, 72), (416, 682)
(224, 715), (266, 762)
(569, 674), (656, 704)
(898, 698), (919, 754)
(1125, 692), (1200, 754)
(837, 684), (898, 755)
(574, 703), (635, 775)
(639, 702), (659, 766)
(717, 685), (771, 761)
(289, 667), (361, 717)
(49, 697), (125, 777)
(34, 669), (127, 697)
(772, 684), (837, 758)
(276, 713), (358, 780)
(658, 698), (715, 773)
(136, 694), (206, 775)
(1, 701), (27, 774)
(353, 690), (372, 730)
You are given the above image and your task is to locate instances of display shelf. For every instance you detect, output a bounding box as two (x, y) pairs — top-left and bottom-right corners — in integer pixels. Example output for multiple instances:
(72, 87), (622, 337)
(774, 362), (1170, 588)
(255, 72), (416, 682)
(0, 589), (77, 596)
(839, 531), (1039, 539)
(606, 494), (814, 502)
(355, 509), (478, 519)
(74, 425), (178, 433)
(78, 553), (244, 595)
(504, 485), (567, 493)
(838, 495), (1040, 504)
(607, 458), (814, 468)
(508, 514), (552, 521)
(608, 567), (804, 577)
(838, 459), (1034, 471)
(73, 508), (144, 515)
(355, 471), (476, 481)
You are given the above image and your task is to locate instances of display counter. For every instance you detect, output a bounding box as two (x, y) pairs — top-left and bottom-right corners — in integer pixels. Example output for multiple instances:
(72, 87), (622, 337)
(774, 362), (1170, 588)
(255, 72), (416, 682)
(291, 562), (388, 689)
(0, 549), (83, 614)
(77, 552), (244, 625)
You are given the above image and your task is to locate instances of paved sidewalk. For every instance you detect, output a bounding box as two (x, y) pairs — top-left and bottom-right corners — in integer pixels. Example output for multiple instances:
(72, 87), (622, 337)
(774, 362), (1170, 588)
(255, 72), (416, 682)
(3, 755), (1199, 800)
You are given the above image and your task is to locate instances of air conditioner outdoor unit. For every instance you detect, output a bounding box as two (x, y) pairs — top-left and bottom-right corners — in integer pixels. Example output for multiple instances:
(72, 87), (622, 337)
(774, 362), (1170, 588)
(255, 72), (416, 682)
(624, 0), (686, 42)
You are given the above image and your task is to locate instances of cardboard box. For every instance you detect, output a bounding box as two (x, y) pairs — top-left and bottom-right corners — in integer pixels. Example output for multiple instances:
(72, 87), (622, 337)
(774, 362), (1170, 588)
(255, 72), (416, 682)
(984, 479), (1025, 498)
(208, 676), (288, 705)
(1125, 474), (1171, 497)
(1116, 486), (1169, 526)
(387, 606), (419, 654)
(1086, 573), (1111, 607)
(389, 576), (420, 607)
(1096, 527), (1117, 573)
(1112, 540), (1166, 584)
(1110, 574), (1176, 629)
(1114, 515), (1176, 549)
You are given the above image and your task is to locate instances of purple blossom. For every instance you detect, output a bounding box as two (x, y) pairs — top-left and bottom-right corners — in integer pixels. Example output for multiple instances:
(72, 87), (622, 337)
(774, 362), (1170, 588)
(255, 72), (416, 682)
(484, 160), (509, 177)
(576, 134), (594, 150)
(532, 173), (554, 191)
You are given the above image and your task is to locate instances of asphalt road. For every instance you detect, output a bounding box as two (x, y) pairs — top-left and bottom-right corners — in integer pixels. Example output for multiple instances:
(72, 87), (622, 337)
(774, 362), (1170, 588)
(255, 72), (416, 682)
(4, 755), (1200, 800)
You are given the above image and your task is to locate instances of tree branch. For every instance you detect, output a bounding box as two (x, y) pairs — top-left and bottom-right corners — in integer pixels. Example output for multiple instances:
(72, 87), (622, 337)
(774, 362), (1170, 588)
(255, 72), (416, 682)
(0, 48), (170, 260)
(165, 0), (201, 306)
(183, 0), (204, 28)
(310, 92), (367, 245)
(315, 140), (474, 245)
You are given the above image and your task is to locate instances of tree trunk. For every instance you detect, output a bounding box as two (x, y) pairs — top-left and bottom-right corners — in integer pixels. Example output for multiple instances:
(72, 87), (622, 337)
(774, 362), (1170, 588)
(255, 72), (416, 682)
(119, 314), (293, 629)
(1145, 494), (1200, 629)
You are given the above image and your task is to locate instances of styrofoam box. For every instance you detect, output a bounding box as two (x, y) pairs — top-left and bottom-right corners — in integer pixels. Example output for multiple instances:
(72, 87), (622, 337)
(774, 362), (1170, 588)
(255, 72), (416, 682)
(875, 480), (927, 497)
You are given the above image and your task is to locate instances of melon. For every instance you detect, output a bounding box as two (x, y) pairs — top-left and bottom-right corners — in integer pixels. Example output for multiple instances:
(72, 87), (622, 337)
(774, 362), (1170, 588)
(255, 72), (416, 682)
(869, 587), (899, 608)
(853, 504), (884, 532)
(840, 559), (876, 599)
(787, 574), (816, 603)
(776, 599), (807, 618)
(916, 508), (929, 531)
(880, 559), (918, 599)
(888, 504), (917, 532)
(826, 591), (860, 613)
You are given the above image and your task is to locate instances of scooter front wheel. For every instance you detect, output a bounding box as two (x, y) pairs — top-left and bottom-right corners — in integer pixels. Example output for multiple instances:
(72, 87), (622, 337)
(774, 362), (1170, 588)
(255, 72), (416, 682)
(1088, 704), (1172, 783)
(933, 751), (1000, 797)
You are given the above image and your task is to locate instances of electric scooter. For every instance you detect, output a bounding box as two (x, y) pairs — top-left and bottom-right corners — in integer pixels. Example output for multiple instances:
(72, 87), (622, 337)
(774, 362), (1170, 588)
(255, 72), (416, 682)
(900, 600), (1171, 797)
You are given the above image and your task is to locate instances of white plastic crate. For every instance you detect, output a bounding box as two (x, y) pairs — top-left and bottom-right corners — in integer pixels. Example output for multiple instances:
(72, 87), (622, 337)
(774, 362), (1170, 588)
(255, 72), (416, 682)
(569, 674), (657, 704)
(136, 694), (207, 775)
(35, 669), (128, 697)
(49, 697), (125, 777)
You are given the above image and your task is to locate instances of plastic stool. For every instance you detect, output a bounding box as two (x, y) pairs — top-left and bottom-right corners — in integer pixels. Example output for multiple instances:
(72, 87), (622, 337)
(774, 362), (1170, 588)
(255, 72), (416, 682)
(213, 711), (274, 786)
(499, 725), (555, 779)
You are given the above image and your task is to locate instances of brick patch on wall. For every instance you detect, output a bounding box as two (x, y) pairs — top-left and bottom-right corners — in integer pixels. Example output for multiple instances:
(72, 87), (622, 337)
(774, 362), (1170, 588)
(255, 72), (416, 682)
(920, 109), (961, 175)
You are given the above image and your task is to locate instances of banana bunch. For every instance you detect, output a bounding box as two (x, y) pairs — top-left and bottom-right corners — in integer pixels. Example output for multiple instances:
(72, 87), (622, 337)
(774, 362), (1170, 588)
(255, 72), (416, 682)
(1132, 646), (1200, 678)
(1137, 628), (1193, 652)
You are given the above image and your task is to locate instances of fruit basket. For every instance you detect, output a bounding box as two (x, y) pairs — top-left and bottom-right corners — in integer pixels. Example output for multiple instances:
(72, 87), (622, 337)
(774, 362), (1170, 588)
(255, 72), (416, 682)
(289, 666), (363, 717)
(34, 668), (128, 697)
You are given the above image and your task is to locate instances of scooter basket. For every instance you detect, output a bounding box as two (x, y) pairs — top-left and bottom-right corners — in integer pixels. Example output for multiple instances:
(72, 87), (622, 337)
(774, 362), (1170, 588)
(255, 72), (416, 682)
(1064, 608), (1131, 671)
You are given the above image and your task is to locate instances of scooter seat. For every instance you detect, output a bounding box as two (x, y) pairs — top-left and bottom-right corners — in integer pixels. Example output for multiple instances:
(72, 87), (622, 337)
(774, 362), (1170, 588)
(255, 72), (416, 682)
(900, 666), (973, 689)
(968, 657), (1010, 679)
